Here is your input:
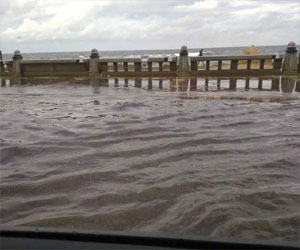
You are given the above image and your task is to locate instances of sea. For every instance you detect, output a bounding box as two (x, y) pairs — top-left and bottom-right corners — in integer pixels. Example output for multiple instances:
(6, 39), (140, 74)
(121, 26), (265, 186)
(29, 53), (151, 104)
(2, 45), (299, 61)
(0, 45), (300, 245)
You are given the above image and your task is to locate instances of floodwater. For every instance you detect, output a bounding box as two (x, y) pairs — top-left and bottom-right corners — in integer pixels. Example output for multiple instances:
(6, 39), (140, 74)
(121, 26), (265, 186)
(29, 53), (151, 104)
(0, 77), (300, 243)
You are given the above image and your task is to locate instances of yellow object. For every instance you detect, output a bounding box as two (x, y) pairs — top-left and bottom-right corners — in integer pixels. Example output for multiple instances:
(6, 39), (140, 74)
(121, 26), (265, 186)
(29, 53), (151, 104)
(243, 45), (260, 55)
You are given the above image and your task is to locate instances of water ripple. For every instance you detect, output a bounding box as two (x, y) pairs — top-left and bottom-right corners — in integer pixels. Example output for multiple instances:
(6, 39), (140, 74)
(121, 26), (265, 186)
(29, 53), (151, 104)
(1, 78), (300, 243)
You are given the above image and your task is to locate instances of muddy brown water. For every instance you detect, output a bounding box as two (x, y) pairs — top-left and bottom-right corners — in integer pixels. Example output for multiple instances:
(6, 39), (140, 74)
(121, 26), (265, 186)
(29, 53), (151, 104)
(0, 77), (300, 243)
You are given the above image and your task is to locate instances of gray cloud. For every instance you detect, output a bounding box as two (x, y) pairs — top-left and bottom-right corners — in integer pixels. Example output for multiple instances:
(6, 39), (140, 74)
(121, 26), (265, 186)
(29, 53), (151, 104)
(0, 0), (299, 52)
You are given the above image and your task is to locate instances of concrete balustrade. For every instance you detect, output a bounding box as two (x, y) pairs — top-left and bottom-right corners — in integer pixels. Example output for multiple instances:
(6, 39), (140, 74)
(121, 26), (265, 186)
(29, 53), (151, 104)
(0, 43), (299, 78)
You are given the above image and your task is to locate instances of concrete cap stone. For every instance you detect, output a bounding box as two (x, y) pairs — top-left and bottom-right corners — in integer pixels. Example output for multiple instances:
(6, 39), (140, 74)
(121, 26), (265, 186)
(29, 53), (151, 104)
(90, 48), (99, 58)
(12, 50), (23, 59)
(181, 45), (188, 51)
(288, 41), (296, 47)
(14, 50), (21, 55)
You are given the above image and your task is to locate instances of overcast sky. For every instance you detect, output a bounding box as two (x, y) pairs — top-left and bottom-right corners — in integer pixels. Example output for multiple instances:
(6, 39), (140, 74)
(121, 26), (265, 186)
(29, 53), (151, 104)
(0, 0), (299, 53)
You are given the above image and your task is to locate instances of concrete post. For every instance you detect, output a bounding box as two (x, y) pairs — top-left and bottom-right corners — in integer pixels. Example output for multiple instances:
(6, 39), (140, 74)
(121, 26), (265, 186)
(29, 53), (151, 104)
(159, 62), (163, 72)
(113, 62), (118, 72)
(247, 60), (251, 70)
(281, 77), (295, 93)
(0, 50), (3, 75)
(273, 58), (282, 70)
(123, 62), (128, 72)
(89, 48), (99, 75)
(230, 60), (238, 70)
(282, 41), (298, 75)
(12, 50), (23, 77)
(170, 61), (177, 72)
(296, 80), (300, 92)
(134, 62), (142, 72)
(191, 61), (197, 71)
(218, 60), (222, 70)
(99, 62), (108, 73)
(177, 45), (189, 75)
(147, 61), (152, 72)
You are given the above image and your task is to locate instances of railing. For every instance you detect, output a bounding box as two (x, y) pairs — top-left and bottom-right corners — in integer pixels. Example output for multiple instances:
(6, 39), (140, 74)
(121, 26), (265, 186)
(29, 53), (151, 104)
(99, 57), (177, 77)
(21, 59), (89, 76)
(190, 55), (283, 76)
(0, 57), (178, 77)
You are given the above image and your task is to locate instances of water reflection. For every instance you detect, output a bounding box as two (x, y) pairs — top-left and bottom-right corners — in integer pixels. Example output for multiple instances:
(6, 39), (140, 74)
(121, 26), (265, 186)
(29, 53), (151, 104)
(296, 81), (300, 92)
(1, 75), (299, 243)
(90, 78), (108, 94)
(5, 79), (10, 87)
(170, 78), (189, 92)
(135, 79), (142, 88)
(159, 79), (163, 89)
(271, 78), (280, 91)
(229, 79), (237, 90)
(114, 78), (119, 87)
(190, 78), (197, 91)
(148, 79), (152, 90)
(281, 77), (296, 93)
(1, 77), (299, 93)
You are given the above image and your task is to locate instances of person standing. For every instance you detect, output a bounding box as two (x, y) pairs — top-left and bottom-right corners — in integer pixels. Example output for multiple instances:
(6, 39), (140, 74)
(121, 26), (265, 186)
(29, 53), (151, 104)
(198, 49), (204, 67)
(199, 49), (204, 56)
